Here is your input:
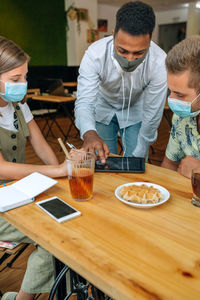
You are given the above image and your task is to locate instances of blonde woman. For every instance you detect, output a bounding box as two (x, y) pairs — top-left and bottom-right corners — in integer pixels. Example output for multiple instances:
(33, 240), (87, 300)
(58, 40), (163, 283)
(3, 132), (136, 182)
(0, 36), (67, 300)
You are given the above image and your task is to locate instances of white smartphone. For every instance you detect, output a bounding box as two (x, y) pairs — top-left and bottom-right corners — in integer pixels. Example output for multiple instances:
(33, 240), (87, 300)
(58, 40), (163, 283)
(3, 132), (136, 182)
(36, 196), (81, 223)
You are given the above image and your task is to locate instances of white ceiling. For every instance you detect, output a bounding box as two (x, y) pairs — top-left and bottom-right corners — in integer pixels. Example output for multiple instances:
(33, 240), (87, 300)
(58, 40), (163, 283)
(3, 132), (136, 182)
(98, 0), (197, 11)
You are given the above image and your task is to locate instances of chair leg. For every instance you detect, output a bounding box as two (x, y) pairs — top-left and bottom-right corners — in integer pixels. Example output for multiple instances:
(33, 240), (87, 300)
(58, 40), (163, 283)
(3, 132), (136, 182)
(0, 252), (11, 265)
(6, 244), (29, 268)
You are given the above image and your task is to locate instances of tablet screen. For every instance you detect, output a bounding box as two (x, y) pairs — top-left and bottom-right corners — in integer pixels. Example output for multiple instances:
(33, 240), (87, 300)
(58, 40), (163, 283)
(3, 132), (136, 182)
(95, 157), (145, 173)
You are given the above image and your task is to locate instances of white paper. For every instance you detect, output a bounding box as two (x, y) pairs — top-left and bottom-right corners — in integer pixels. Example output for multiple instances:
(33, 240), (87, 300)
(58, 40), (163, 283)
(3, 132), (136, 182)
(12, 172), (57, 198)
(0, 172), (57, 212)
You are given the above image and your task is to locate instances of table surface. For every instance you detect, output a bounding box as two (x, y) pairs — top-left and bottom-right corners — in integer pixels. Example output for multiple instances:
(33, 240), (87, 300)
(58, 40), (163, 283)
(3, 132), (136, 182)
(32, 94), (76, 103)
(1, 164), (200, 300)
(63, 82), (77, 87)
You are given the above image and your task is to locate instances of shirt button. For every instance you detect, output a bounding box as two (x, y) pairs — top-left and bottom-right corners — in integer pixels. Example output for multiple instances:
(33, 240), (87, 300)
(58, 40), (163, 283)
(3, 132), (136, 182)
(16, 105), (20, 110)
(11, 134), (16, 139)
(12, 145), (17, 151)
(12, 158), (16, 163)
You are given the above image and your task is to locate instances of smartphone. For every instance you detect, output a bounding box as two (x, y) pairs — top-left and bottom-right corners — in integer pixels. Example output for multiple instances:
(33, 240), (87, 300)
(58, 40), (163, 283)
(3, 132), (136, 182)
(36, 197), (81, 223)
(95, 156), (145, 173)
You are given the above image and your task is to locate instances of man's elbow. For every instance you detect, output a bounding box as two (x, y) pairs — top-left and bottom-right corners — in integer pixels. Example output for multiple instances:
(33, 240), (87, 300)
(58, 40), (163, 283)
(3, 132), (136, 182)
(161, 156), (179, 171)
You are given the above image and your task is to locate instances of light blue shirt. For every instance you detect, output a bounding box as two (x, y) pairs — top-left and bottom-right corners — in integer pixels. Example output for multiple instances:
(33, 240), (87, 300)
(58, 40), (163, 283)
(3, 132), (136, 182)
(75, 36), (167, 157)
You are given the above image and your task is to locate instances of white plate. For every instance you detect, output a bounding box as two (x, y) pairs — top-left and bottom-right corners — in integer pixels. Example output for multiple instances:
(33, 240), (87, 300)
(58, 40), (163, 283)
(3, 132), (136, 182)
(115, 182), (170, 209)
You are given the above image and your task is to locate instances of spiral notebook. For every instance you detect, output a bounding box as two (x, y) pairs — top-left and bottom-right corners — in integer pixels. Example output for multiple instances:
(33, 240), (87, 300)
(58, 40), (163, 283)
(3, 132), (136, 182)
(0, 172), (57, 212)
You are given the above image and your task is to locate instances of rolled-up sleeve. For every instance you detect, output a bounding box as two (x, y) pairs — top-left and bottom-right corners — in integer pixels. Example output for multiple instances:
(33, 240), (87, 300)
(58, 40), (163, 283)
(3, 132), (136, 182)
(132, 63), (167, 158)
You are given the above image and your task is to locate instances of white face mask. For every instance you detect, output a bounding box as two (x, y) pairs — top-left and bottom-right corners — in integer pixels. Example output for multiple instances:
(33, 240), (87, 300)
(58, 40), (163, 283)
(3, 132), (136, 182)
(168, 93), (200, 118)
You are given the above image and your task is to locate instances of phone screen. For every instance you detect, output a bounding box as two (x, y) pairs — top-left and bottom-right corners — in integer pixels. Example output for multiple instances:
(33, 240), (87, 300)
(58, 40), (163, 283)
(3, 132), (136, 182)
(38, 198), (77, 219)
(95, 157), (145, 173)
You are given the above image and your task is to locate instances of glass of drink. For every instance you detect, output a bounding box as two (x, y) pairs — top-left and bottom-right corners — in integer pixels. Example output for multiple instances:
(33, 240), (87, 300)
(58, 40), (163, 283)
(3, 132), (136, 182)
(67, 152), (95, 201)
(191, 168), (200, 207)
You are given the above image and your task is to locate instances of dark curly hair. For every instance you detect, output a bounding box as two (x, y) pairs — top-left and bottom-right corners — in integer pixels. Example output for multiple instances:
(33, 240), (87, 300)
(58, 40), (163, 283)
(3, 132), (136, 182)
(114, 1), (155, 37)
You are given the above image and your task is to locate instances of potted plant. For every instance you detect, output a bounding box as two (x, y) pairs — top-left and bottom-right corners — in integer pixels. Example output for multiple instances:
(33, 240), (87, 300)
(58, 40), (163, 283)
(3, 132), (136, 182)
(66, 4), (81, 33)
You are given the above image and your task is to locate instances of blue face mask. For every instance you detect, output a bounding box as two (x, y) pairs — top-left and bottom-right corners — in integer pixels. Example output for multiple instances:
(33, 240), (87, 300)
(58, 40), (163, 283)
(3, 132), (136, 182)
(0, 81), (27, 102)
(168, 93), (200, 118)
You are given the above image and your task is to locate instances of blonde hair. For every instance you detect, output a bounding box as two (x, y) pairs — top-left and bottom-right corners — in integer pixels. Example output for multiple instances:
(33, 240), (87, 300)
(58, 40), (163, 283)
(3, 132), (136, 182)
(166, 35), (200, 93)
(0, 36), (30, 75)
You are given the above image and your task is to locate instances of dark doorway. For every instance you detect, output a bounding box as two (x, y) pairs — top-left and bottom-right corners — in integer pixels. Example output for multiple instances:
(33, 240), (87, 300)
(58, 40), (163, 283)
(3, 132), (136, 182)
(158, 22), (186, 53)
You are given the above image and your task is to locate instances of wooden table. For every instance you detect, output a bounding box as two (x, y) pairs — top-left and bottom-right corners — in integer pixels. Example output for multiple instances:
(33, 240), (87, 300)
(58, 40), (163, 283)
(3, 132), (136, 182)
(1, 164), (200, 300)
(31, 94), (78, 140)
(63, 82), (77, 88)
(32, 95), (76, 103)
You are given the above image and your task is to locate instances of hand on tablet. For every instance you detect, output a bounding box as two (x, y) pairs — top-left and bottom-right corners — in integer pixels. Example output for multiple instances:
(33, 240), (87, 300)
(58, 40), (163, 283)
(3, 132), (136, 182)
(83, 130), (109, 163)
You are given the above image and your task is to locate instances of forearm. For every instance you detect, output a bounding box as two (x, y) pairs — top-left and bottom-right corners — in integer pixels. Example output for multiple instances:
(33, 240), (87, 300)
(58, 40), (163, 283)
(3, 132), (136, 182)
(34, 142), (59, 165)
(75, 106), (97, 139)
(75, 52), (100, 138)
(132, 126), (158, 158)
(133, 68), (167, 157)
(28, 119), (59, 165)
(0, 161), (64, 181)
(161, 156), (179, 171)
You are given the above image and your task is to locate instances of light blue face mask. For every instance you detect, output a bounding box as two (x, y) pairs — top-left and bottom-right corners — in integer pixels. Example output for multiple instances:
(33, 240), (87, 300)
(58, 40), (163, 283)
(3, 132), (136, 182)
(168, 93), (200, 118)
(0, 81), (27, 102)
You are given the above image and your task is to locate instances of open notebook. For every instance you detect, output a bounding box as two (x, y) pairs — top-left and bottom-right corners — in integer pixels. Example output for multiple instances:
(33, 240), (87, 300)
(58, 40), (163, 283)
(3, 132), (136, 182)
(0, 172), (57, 212)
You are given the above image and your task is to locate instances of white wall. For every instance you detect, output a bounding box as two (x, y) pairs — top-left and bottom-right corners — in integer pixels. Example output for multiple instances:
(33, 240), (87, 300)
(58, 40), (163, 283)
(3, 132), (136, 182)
(97, 4), (119, 39)
(97, 4), (188, 44)
(65, 1), (199, 65)
(186, 2), (200, 36)
(153, 8), (188, 43)
(65, 0), (97, 66)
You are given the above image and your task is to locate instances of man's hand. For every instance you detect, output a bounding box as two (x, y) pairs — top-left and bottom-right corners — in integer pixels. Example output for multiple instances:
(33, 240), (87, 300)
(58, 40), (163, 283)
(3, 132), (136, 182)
(83, 130), (110, 163)
(177, 156), (200, 178)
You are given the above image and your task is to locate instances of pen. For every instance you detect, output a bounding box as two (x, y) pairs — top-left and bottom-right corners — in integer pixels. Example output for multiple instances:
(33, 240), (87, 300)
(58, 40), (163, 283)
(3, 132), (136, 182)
(66, 141), (76, 149)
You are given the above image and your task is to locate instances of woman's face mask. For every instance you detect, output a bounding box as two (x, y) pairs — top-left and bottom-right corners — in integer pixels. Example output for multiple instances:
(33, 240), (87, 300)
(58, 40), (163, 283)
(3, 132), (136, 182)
(168, 93), (200, 118)
(113, 47), (147, 72)
(0, 80), (27, 102)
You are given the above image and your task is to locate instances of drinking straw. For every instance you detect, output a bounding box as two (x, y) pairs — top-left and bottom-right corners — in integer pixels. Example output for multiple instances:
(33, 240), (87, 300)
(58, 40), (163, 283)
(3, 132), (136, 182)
(58, 138), (71, 159)
(59, 138), (92, 199)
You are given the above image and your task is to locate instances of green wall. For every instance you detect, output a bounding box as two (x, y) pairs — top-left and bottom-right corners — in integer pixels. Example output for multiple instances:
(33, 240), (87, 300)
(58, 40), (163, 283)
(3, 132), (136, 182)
(0, 0), (67, 65)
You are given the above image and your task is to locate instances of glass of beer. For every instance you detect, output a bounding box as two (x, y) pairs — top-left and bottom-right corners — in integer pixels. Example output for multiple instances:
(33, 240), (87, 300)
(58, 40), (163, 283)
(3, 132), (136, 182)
(67, 152), (95, 201)
(191, 168), (200, 207)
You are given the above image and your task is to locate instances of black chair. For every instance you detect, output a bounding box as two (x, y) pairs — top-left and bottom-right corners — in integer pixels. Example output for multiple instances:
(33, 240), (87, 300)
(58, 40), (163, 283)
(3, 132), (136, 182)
(48, 258), (112, 300)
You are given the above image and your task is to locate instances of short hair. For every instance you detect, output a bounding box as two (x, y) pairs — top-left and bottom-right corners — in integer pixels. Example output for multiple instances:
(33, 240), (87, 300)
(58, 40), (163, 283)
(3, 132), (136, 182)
(0, 36), (30, 75)
(114, 1), (155, 37)
(166, 35), (200, 94)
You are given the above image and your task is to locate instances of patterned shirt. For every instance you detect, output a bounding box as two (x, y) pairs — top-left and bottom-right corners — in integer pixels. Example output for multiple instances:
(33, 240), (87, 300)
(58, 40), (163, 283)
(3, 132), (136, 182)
(166, 114), (200, 161)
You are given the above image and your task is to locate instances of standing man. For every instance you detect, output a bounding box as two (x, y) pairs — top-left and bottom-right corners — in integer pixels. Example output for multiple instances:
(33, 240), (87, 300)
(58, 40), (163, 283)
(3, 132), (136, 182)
(75, 1), (167, 162)
(162, 35), (200, 179)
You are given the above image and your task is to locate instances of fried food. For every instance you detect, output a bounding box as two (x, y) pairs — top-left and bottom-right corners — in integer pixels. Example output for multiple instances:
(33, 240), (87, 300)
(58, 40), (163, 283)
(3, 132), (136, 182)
(119, 184), (162, 204)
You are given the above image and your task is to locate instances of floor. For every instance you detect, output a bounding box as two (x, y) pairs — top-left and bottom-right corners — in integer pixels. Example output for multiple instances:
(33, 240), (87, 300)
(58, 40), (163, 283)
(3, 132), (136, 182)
(0, 110), (172, 299)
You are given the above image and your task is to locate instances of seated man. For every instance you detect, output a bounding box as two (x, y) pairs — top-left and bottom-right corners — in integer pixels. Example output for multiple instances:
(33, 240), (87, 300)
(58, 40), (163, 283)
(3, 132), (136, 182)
(161, 35), (200, 178)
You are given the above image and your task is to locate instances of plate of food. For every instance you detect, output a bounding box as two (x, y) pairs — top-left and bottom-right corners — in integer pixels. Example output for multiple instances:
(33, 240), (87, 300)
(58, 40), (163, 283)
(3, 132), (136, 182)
(115, 182), (170, 208)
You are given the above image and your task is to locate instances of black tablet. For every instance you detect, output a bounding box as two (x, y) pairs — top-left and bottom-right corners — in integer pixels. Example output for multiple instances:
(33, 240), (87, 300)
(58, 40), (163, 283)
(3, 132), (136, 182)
(95, 157), (145, 173)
